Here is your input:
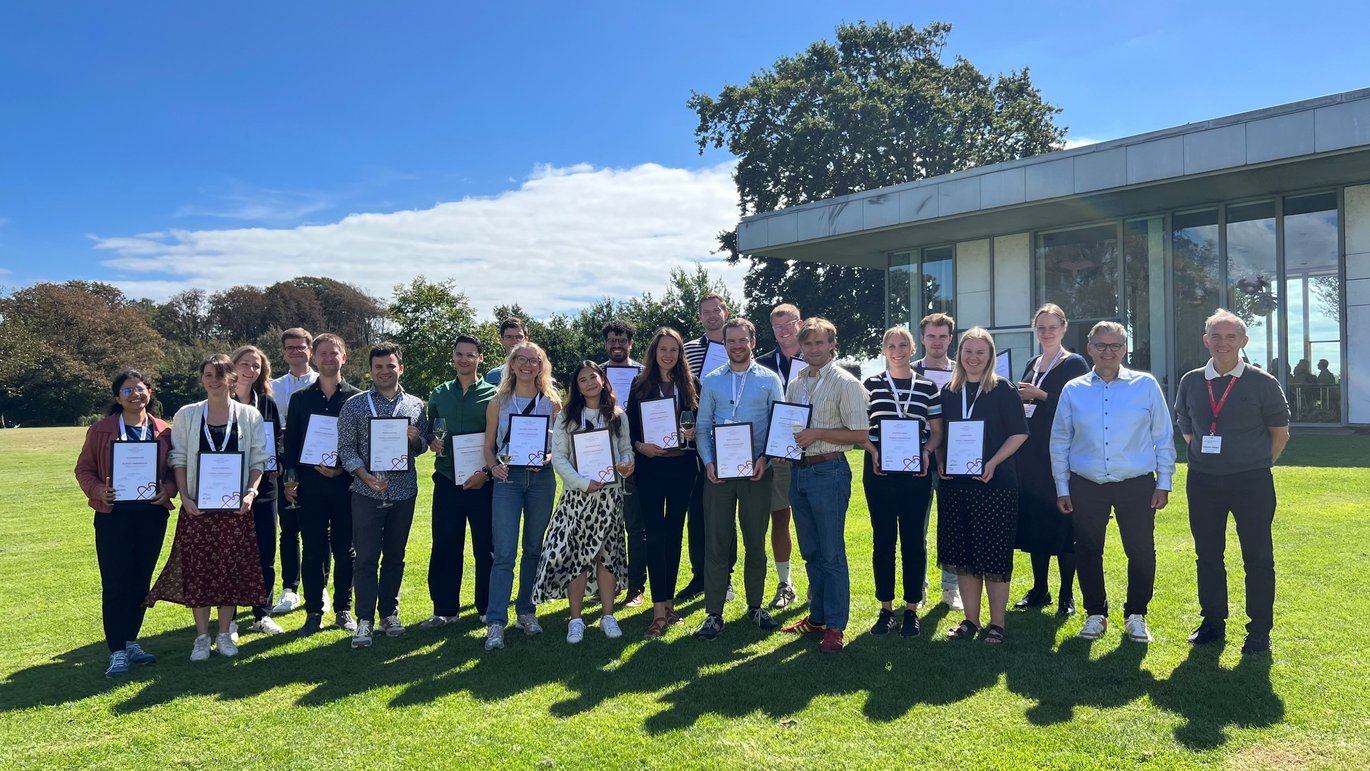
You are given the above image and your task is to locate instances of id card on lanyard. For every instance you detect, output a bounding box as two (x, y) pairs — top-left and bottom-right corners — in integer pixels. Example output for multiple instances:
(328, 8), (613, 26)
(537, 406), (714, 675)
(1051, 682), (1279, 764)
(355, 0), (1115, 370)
(1202, 377), (1237, 454)
(1023, 349), (1064, 420)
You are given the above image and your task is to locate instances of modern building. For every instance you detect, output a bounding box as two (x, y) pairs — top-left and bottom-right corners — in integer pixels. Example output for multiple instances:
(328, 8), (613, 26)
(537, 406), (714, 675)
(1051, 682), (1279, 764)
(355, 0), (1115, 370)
(737, 88), (1370, 427)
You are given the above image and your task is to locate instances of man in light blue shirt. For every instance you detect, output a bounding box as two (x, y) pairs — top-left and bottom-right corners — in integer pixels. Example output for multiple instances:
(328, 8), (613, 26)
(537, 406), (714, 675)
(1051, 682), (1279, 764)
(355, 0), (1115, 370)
(693, 318), (785, 641)
(1050, 321), (1175, 645)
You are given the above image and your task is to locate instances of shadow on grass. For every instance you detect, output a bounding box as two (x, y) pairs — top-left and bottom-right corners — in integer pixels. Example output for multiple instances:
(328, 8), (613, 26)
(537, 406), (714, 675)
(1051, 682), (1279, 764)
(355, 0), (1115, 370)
(1150, 643), (1283, 750)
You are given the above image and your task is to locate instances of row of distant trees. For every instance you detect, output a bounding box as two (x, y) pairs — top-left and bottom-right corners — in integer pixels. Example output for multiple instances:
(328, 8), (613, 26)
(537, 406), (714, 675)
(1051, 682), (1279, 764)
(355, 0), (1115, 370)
(0, 267), (739, 426)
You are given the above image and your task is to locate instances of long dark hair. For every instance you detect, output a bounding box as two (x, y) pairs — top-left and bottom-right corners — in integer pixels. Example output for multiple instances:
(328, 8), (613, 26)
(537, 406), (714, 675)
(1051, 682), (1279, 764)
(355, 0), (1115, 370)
(107, 369), (154, 416)
(561, 361), (620, 432)
(631, 327), (698, 410)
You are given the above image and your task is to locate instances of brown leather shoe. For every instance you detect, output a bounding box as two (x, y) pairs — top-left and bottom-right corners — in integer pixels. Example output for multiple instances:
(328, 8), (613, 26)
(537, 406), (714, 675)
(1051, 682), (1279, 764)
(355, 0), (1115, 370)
(644, 616), (667, 639)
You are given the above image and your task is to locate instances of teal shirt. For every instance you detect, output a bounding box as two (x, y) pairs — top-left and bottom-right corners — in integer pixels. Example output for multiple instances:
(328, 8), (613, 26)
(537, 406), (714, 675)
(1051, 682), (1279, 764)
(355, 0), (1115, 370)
(427, 376), (498, 480)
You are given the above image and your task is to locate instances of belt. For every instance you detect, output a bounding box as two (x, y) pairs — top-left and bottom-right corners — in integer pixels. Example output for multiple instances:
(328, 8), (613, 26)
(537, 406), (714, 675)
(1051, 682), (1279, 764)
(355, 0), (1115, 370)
(796, 452), (842, 467)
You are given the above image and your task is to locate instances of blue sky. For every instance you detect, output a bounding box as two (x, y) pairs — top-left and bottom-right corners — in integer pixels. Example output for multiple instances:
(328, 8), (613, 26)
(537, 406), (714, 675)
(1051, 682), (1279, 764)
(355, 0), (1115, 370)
(2, 1), (1367, 315)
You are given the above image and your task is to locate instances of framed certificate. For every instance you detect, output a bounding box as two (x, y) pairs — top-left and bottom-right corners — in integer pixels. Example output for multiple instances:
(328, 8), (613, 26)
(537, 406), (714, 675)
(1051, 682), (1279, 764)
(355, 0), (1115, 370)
(763, 401), (811, 460)
(506, 414), (551, 467)
(368, 416), (411, 472)
(786, 357), (807, 387)
(995, 350), (1013, 383)
(945, 420), (986, 477)
(700, 340), (728, 378)
(637, 396), (680, 448)
(571, 427), (616, 484)
(298, 414), (339, 467)
(713, 422), (756, 479)
(877, 417), (923, 474)
(449, 431), (488, 483)
(262, 420), (278, 472)
(604, 365), (639, 403)
(922, 368), (952, 390)
(197, 451), (245, 511)
(111, 440), (160, 501)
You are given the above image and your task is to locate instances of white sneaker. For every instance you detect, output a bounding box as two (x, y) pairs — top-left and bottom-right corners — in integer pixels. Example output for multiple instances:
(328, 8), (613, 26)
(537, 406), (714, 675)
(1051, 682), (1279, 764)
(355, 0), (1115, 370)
(229, 620), (239, 644)
(478, 614), (487, 625)
(601, 615), (623, 639)
(379, 615), (406, 637)
(250, 617), (285, 636)
(272, 590), (302, 615)
(1079, 614), (1109, 640)
(352, 619), (374, 649)
(321, 589), (332, 614)
(215, 632), (239, 657)
(418, 615), (456, 630)
(942, 589), (963, 611)
(515, 613), (543, 636)
(1124, 614), (1153, 642)
(566, 618), (586, 644)
(485, 623), (506, 650)
(725, 584), (737, 602)
(190, 634), (211, 662)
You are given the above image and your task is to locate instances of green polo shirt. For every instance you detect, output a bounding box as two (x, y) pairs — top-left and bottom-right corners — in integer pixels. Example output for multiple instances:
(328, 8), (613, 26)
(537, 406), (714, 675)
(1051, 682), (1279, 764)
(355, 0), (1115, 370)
(427, 376), (498, 480)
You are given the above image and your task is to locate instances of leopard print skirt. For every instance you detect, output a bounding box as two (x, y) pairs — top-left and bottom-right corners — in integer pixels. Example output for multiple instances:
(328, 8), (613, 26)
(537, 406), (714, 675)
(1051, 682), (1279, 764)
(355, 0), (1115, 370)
(531, 486), (628, 603)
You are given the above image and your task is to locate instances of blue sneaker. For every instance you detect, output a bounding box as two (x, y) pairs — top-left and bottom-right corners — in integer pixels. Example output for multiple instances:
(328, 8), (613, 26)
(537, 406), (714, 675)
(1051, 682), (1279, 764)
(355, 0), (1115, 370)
(105, 651), (129, 678)
(124, 642), (156, 666)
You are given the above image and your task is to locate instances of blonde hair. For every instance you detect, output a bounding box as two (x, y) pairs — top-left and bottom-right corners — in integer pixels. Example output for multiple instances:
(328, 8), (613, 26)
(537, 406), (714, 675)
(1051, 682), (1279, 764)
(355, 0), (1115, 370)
(497, 341), (560, 407)
(770, 303), (801, 320)
(230, 345), (274, 397)
(797, 316), (837, 344)
(949, 327), (1000, 393)
(882, 326), (914, 349)
(1032, 303), (1068, 328)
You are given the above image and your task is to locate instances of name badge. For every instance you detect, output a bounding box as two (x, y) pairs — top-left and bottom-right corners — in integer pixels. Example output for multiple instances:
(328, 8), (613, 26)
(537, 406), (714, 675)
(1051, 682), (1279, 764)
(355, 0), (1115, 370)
(1023, 404), (1037, 419)
(1201, 435), (1223, 454)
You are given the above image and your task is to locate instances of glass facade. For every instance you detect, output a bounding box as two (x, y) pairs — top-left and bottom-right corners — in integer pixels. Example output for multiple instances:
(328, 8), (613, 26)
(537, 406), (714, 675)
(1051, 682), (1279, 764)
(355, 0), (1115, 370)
(1283, 192), (1341, 422)
(888, 245), (955, 327)
(1227, 201), (1279, 377)
(1172, 209), (1222, 379)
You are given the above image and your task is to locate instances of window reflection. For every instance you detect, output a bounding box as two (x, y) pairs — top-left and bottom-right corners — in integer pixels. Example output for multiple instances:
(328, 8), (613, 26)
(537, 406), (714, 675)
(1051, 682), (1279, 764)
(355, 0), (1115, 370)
(1284, 192), (1340, 423)
(1035, 224), (1119, 320)
(1172, 209), (1222, 378)
(1227, 201), (1279, 378)
(922, 246), (955, 318)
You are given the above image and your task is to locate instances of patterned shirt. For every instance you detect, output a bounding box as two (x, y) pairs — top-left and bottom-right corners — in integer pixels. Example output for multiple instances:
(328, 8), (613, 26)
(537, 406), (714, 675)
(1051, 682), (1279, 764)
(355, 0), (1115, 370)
(337, 385), (428, 501)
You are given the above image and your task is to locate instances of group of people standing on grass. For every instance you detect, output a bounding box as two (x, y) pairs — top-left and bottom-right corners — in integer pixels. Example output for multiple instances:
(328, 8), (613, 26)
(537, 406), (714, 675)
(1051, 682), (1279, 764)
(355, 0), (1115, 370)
(75, 294), (1290, 677)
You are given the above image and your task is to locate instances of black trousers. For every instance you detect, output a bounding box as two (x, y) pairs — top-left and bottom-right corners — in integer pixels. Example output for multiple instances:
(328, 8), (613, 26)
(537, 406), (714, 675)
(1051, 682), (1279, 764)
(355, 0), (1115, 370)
(351, 493), (416, 622)
(94, 504), (168, 653)
(428, 472), (493, 617)
(862, 456), (933, 604)
(1070, 473), (1156, 617)
(621, 474), (647, 589)
(299, 475), (354, 615)
(249, 496), (279, 620)
(685, 456), (735, 585)
(637, 453), (696, 603)
(277, 477), (301, 592)
(1187, 468), (1277, 635)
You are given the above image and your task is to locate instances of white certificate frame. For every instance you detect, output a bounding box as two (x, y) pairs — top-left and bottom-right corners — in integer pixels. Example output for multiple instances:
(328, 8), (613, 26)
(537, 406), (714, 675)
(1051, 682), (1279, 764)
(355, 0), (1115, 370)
(571, 427), (617, 484)
(368, 416), (411, 472)
(713, 422), (756, 480)
(298, 414), (339, 468)
(197, 451), (245, 511)
(449, 431), (487, 483)
(604, 365), (639, 404)
(111, 440), (159, 501)
(763, 401), (811, 461)
(506, 414), (551, 467)
(637, 396), (680, 449)
(700, 340), (728, 378)
(877, 417), (923, 475)
(786, 357), (807, 387)
(262, 420), (278, 472)
(995, 351), (1013, 383)
(944, 420), (986, 477)
(922, 367), (952, 391)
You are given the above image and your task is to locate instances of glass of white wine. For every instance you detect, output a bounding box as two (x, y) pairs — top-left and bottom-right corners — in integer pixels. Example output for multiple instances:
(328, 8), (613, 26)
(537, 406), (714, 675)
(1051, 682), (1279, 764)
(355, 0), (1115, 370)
(679, 410), (695, 449)
(432, 418), (448, 458)
(374, 470), (392, 509)
(283, 468), (301, 510)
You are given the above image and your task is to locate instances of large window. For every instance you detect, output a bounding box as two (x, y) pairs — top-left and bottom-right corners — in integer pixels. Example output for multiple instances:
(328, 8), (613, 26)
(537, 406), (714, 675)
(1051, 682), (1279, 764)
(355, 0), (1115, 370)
(1035, 224), (1119, 321)
(888, 246), (955, 328)
(1172, 209), (1222, 378)
(1284, 192), (1341, 423)
(1123, 216), (1166, 375)
(1227, 201), (1279, 375)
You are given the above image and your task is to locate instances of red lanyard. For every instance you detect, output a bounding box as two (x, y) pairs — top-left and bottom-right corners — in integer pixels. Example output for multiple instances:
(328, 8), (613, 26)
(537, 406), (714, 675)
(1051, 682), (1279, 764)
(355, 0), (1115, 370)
(1205, 377), (1237, 435)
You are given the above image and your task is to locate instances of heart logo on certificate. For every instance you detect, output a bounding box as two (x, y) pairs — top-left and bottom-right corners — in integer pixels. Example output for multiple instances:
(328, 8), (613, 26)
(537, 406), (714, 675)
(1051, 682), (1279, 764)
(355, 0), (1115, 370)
(527, 450), (546, 466)
(736, 461), (753, 476)
(786, 444), (800, 457)
(136, 483), (157, 500)
(661, 431), (678, 446)
(390, 455), (408, 470)
(596, 468), (615, 483)
(903, 458), (920, 472)
(221, 492), (241, 508)
(965, 459), (984, 474)
(320, 450), (337, 467)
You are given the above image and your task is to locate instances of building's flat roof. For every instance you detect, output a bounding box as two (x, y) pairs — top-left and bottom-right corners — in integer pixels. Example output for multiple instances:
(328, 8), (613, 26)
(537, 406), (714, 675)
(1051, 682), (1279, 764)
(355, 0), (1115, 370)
(738, 87), (1370, 265)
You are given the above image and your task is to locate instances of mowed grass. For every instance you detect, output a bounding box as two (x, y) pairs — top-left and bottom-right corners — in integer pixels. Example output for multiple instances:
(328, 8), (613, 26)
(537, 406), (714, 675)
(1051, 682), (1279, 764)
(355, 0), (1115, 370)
(1, 427), (1368, 769)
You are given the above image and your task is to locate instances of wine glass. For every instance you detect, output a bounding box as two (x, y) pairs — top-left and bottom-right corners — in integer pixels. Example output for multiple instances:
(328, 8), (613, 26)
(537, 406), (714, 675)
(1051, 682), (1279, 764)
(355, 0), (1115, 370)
(679, 410), (695, 449)
(283, 468), (301, 510)
(498, 449), (513, 468)
(432, 418), (448, 458)
(614, 460), (634, 494)
(374, 470), (392, 509)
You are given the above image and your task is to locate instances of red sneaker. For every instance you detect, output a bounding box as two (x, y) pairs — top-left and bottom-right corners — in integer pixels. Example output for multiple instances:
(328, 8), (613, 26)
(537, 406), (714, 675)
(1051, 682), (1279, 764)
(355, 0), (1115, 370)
(781, 617), (827, 635)
(820, 628), (845, 653)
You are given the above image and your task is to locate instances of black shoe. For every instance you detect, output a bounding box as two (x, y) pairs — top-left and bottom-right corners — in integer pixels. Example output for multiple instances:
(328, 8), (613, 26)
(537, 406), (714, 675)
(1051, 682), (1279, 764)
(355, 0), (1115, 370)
(1056, 597), (1076, 618)
(1013, 589), (1052, 610)
(870, 608), (896, 636)
(298, 613), (323, 637)
(1187, 622), (1226, 645)
(674, 579), (704, 603)
(747, 606), (780, 631)
(900, 609), (922, 638)
(1240, 632), (1271, 655)
(694, 614), (724, 641)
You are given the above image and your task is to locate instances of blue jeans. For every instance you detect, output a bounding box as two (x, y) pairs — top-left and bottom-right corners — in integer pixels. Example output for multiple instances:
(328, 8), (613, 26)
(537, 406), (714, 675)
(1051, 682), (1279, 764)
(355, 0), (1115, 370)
(790, 459), (852, 630)
(487, 467), (556, 626)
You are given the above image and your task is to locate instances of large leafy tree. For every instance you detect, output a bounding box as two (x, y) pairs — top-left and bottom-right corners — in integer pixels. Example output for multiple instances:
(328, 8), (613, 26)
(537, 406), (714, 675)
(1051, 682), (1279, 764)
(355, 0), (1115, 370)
(387, 276), (483, 398)
(689, 20), (1066, 357)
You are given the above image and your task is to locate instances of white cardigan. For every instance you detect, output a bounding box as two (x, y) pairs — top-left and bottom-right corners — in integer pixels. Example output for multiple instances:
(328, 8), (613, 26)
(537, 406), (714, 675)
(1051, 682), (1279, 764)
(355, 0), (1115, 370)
(169, 400), (269, 502)
(551, 407), (633, 493)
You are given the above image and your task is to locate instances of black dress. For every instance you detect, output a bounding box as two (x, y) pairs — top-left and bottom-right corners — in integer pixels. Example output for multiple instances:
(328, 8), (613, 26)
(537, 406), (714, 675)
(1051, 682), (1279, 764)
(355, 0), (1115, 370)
(1014, 352), (1090, 555)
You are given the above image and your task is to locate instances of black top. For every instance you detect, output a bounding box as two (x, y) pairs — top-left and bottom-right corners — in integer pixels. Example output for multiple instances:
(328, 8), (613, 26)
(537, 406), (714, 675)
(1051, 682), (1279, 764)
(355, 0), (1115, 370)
(1019, 352), (1090, 455)
(626, 380), (696, 457)
(757, 348), (805, 391)
(862, 372), (941, 450)
(230, 391), (281, 503)
(1174, 365), (1290, 475)
(283, 379), (363, 484)
(939, 380), (1030, 489)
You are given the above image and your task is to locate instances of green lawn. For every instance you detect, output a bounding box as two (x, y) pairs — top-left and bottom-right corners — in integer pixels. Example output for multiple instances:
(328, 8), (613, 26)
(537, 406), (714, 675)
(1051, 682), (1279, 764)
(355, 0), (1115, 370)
(1, 427), (1367, 769)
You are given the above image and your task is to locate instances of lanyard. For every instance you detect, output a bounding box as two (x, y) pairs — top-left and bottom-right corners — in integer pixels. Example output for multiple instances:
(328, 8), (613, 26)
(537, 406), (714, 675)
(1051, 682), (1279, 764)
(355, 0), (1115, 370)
(658, 381), (679, 406)
(800, 368), (821, 406)
(511, 393), (540, 416)
(1206, 377), (1238, 435)
(1029, 348), (1066, 390)
(961, 383), (984, 420)
(367, 389), (407, 418)
(882, 371), (915, 419)
(581, 408), (605, 430)
(118, 414), (149, 441)
(729, 369), (750, 420)
(201, 402), (236, 452)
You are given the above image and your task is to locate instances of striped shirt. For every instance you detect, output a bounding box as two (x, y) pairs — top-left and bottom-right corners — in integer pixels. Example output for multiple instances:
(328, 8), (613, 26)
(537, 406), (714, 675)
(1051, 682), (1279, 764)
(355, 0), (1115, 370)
(684, 336), (713, 380)
(784, 360), (869, 454)
(862, 372), (942, 449)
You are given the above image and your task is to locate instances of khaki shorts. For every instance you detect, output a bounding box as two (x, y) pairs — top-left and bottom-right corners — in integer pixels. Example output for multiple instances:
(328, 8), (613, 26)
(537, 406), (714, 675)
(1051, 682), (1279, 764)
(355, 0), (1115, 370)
(769, 461), (792, 510)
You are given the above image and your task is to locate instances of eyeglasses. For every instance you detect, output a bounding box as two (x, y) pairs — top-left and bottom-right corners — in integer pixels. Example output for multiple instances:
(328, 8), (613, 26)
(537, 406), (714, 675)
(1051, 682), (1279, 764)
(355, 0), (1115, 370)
(1091, 342), (1125, 353)
(514, 355), (543, 366)
(284, 344), (309, 352)
(119, 386), (149, 396)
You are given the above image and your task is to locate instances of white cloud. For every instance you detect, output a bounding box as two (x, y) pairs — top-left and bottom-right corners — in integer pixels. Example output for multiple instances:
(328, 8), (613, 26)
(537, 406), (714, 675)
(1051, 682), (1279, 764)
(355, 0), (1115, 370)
(91, 162), (746, 317)
(1063, 136), (1106, 149)
(173, 185), (334, 223)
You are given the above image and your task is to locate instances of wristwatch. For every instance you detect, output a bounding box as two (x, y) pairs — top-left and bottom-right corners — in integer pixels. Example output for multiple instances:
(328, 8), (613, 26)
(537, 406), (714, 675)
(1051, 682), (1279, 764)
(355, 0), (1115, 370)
(480, 466), (491, 476)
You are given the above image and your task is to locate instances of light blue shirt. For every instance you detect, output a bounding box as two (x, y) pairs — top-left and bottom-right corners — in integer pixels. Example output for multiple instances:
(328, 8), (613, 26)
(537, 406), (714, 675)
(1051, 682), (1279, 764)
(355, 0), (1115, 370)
(483, 364), (505, 386)
(695, 361), (784, 466)
(1050, 367), (1176, 496)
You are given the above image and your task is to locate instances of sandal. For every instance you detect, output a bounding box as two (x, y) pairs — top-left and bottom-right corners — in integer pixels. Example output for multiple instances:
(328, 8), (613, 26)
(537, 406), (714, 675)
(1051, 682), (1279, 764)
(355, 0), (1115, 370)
(981, 624), (1006, 644)
(947, 619), (981, 640)
(644, 616), (668, 639)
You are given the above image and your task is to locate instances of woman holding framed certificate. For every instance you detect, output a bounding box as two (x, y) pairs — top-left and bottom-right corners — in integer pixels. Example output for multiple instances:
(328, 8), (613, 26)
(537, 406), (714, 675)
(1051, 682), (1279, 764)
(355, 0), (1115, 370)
(480, 342), (561, 650)
(147, 354), (269, 662)
(625, 328), (699, 638)
(533, 362), (635, 643)
(75, 369), (177, 678)
(228, 345), (288, 636)
(860, 326), (943, 639)
(935, 328), (1029, 644)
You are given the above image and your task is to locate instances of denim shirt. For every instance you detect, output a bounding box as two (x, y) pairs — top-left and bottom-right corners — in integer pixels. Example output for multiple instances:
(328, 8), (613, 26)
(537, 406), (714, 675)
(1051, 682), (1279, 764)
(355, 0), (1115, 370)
(696, 361), (784, 466)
